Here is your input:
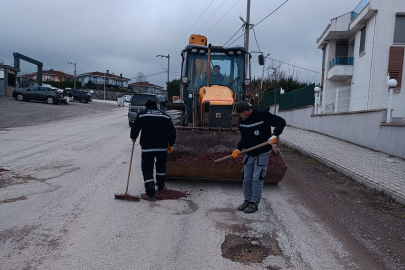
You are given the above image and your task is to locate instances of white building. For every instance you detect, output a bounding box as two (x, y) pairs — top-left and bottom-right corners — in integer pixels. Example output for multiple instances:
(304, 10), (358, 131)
(78, 70), (130, 89)
(317, 0), (405, 119)
(128, 81), (166, 95)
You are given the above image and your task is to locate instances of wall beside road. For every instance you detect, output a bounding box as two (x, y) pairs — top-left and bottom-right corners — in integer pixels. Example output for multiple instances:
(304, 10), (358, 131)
(272, 105), (405, 159)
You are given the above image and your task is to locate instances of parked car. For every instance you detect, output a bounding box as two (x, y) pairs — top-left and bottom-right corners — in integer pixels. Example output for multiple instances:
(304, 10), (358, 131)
(128, 93), (167, 127)
(68, 90), (91, 103)
(123, 95), (132, 102)
(12, 86), (65, 104)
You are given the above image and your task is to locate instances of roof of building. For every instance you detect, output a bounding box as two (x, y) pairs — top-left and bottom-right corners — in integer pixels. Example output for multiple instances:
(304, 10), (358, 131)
(0, 65), (20, 72)
(78, 71), (131, 81)
(21, 69), (74, 78)
(128, 81), (165, 89)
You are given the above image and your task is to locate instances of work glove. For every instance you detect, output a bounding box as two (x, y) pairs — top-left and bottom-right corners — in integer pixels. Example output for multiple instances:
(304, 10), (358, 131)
(232, 149), (240, 158)
(268, 136), (277, 145)
(167, 146), (173, 154)
(131, 139), (136, 143)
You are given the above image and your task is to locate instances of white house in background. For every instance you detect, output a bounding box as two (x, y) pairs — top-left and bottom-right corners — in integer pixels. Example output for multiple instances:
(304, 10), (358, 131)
(77, 70), (130, 88)
(317, 0), (405, 119)
(128, 81), (166, 95)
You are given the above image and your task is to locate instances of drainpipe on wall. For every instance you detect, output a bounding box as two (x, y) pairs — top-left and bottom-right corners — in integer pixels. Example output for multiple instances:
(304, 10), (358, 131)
(367, 12), (377, 110)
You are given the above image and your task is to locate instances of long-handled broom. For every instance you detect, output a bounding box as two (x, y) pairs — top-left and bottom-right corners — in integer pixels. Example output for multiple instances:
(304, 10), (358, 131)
(114, 141), (140, 201)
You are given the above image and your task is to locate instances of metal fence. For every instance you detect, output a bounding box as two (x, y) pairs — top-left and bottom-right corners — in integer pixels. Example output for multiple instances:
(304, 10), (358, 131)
(315, 79), (405, 122)
(258, 83), (316, 111)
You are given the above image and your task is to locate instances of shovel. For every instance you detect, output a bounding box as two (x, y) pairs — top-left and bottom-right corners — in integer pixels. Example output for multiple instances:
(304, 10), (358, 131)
(213, 138), (277, 164)
(114, 141), (140, 201)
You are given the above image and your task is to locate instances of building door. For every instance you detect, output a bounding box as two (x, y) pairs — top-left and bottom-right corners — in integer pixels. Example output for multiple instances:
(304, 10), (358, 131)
(0, 79), (5, 96)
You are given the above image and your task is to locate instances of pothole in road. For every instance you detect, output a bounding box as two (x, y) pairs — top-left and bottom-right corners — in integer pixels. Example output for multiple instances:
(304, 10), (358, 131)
(221, 233), (283, 265)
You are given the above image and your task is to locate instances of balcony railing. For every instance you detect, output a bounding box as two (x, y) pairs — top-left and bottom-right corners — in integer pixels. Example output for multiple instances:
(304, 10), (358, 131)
(329, 57), (354, 69)
(351, 0), (370, 21)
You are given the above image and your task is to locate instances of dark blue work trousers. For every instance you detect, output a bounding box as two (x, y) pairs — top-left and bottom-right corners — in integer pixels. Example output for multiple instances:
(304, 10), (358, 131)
(141, 150), (167, 197)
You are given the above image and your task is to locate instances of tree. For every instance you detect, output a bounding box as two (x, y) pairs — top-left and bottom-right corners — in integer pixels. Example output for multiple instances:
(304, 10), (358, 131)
(166, 79), (181, 102)
(247, 59), (315, 106)
(86, 80), (95, 89)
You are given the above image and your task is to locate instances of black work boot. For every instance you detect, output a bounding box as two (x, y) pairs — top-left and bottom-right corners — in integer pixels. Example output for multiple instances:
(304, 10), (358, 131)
(157, 185), (168, 194)
(237, 200), (250, 211)
(243, 203), (258, 213)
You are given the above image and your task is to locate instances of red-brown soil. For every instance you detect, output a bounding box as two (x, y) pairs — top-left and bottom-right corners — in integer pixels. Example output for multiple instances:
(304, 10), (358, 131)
(175, 152), (285, 166)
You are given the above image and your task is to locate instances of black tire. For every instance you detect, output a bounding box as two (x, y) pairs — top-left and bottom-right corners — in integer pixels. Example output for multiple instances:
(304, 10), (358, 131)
(46, 97), (55, 104)
(16, 94), (25, 101)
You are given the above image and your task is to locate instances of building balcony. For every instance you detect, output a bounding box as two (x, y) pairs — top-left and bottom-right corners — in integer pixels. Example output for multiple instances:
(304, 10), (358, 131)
(351, 0), (370, 21)
(327, 57), (354, 80)
(329, 57), (354, 69)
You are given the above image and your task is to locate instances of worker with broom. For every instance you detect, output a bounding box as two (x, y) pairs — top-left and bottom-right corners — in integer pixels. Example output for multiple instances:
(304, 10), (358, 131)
(231, 101), (286, 213)
(130, 99), (176, 201)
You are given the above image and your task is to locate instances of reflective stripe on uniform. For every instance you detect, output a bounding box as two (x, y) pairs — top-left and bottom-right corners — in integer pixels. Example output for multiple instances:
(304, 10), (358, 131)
(142, 148), (168, 152)
(239, 121), (264, 128)
(144, 179), (154, 183)
(139, 114), (170, 119)
(156, 172), (166, 176)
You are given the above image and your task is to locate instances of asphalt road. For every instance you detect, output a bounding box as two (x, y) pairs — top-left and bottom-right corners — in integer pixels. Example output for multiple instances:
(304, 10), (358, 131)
(0, 97), (404, 269)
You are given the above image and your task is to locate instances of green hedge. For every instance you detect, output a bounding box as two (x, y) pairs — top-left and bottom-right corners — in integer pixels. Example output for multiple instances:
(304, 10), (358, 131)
(44, 80), (82, 89)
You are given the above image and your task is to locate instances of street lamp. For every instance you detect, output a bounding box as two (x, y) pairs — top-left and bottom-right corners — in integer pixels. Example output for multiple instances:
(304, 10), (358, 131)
(68, 62), (76, 90)
(156, 54), (170, 87)
(314, 86), (321, 115)
(386, 78), (397, 123)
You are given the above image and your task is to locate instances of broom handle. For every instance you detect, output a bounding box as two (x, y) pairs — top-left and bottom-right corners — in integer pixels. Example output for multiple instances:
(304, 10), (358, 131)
(125, 141), (135, 195)
(213, 141), (272, 163)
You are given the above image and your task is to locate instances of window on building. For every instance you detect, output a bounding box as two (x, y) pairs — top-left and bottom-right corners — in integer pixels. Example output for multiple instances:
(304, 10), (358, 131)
(394, 15), (405, 44)
(388, 46), (404, 88)
(359, 26), (367, 54)
(93, 77), (97, 84)
(45, 75), (50, 81)
(322, 48), (326, 68)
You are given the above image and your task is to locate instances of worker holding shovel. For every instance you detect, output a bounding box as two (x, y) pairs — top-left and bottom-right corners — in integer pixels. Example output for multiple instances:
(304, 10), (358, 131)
(231, 101), (286, 213)
(130, 99), (176, 201)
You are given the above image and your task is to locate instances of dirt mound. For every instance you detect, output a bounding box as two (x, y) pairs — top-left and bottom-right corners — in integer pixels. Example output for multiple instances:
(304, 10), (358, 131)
(175, 152), (285, 166)
(155, 190), (189, 200)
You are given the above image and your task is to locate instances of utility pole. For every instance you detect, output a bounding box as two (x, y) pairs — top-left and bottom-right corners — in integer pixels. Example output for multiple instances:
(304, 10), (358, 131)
(68, 62), (76, 90)
(244, 0), (251, 54)
(240, 0), (251, 99)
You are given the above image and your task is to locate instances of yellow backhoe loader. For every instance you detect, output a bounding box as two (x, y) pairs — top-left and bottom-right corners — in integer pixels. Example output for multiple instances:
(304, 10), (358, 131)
(165, 35), (287, 183)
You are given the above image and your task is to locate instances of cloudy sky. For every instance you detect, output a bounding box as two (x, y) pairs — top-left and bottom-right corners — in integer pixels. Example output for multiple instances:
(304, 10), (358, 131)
(1, 0), (357, 88)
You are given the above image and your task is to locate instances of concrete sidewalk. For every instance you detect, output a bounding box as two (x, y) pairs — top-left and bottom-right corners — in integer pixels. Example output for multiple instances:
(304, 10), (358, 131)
(280, 126), (405, 206)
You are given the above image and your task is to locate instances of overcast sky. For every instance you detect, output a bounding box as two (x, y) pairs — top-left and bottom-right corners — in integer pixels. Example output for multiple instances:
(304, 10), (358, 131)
(0, 0), (357, 88)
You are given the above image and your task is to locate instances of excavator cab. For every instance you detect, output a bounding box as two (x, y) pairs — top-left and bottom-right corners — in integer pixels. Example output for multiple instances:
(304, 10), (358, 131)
(178, 35), (250, 129)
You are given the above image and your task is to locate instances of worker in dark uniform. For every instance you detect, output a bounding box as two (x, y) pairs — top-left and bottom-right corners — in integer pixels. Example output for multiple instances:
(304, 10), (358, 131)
(232, 101), (286, 213)
(130, 99), (176, 201)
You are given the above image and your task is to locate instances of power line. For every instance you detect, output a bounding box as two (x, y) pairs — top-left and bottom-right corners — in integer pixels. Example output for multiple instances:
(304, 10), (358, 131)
(223, 26), (243, 46)
(204, 0), (240, 35)
(226, 0), (290, 47)
(254, 0), (289, 27)
(252, 28), (260, 52)
(194, 0), (227, 33)
(266, 57), (321, 74)
(165, 0), (215, 54)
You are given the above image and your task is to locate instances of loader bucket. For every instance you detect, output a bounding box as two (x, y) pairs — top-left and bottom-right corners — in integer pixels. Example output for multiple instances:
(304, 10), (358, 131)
(166, 129), (288, 184)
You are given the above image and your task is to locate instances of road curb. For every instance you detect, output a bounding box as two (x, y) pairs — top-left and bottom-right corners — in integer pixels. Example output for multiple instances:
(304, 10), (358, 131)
(281, 140), (405, 206)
